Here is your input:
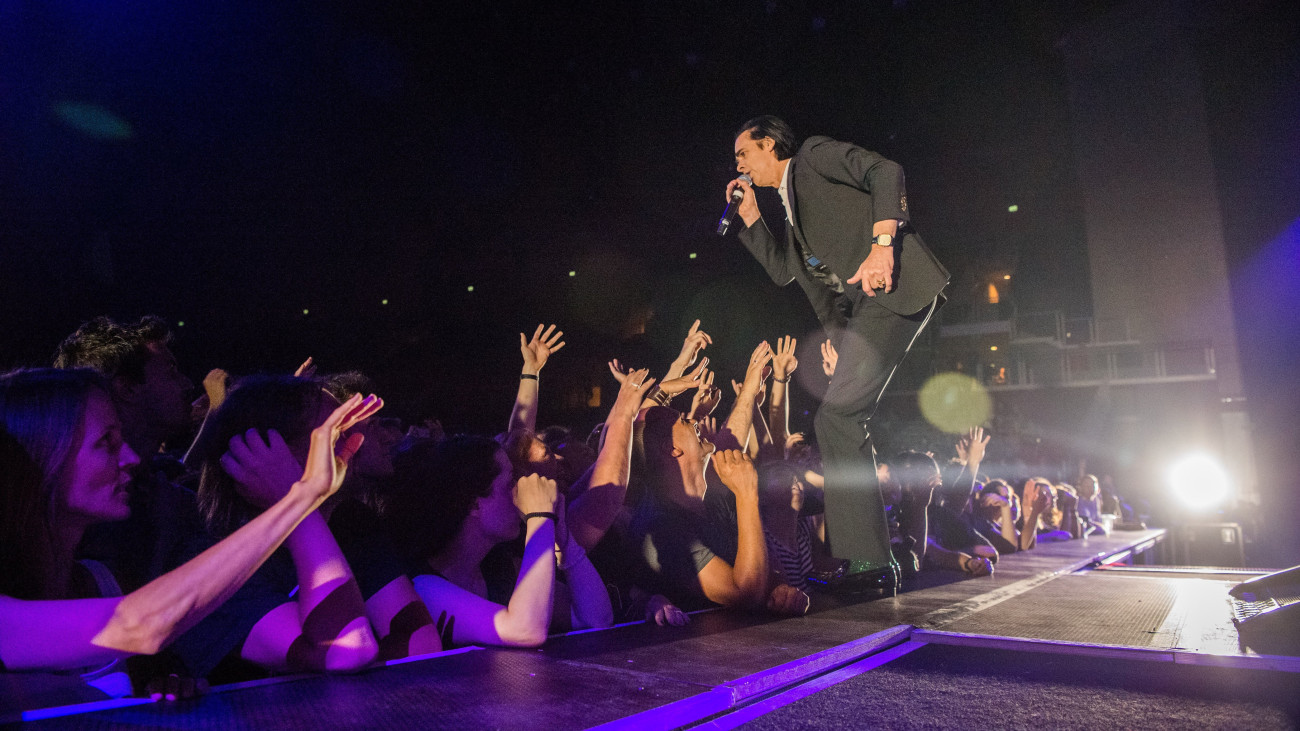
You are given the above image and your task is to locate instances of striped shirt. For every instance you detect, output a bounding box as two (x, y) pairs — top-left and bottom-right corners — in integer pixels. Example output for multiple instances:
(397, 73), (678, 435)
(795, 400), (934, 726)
(764, 517), (816, 591)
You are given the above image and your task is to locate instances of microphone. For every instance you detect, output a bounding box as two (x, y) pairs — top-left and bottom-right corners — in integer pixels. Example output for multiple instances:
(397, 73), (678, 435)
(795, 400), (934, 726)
(716, 174), (753, 236)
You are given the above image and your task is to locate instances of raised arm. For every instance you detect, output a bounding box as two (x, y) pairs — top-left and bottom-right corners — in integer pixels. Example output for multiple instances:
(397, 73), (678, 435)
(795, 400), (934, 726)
(567, 369), (655, 549)
(219, 423), (381, 672)
(768, 335), (798, 459)
(509, 324), (566, 433)
(717, 341), (773, 452)
(414, 475), (560, 648)
(663, 319), (713, 382)
(946, 427), (990, 513)
(0, 395), (380, 673)
(696, 450), (769, 608)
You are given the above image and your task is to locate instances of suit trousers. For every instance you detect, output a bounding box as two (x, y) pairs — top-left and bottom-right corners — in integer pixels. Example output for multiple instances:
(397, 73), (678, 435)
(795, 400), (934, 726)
(814, 291), (938, 567)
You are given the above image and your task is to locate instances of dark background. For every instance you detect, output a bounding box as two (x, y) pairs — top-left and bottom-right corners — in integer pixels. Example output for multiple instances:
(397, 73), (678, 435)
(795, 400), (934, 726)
(1, 0), (1297, 556)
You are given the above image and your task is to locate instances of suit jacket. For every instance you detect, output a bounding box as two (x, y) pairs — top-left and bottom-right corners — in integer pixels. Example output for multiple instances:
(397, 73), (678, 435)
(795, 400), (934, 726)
(738, 136), (949, 321)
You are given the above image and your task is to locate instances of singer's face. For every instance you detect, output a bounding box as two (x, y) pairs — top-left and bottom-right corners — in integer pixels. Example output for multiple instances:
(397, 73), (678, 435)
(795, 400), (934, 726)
(734, 133), (781, 187)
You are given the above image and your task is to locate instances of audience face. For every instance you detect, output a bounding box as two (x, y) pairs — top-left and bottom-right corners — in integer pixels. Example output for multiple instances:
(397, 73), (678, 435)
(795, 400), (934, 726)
(136, 342), (194, 441)
(672, 414), (714, 468)
(479, 449), (521, 543)
(59, 388), (140, 526)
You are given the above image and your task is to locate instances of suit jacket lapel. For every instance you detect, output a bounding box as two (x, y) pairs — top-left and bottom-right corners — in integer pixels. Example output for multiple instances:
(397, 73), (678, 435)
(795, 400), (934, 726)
(785, 156), (809, 249)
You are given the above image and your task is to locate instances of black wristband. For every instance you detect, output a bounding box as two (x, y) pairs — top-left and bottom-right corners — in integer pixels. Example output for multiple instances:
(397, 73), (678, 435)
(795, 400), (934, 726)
(524, 512), (557, 523)
(520, 373), (538, 381)
(773, 375), (791, 383)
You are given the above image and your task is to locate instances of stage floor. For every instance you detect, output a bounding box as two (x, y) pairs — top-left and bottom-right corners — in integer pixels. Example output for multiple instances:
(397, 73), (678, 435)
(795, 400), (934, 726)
(11, 528), (1300, 729)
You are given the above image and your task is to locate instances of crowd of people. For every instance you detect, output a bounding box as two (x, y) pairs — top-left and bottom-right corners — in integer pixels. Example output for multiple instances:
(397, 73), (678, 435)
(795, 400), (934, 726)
(0, 314), (1139, 707)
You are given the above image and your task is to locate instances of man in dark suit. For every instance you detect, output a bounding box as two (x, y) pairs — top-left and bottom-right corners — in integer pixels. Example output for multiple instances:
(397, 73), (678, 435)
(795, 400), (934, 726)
(727, 116), (948, 588)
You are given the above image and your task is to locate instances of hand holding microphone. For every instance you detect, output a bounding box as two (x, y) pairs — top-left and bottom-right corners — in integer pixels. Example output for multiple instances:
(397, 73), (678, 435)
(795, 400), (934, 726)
(717, 173), (754, 235)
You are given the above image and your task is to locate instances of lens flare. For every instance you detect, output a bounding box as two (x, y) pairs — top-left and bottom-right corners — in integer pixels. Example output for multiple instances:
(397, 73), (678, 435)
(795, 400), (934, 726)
(918, 372), (991, 434)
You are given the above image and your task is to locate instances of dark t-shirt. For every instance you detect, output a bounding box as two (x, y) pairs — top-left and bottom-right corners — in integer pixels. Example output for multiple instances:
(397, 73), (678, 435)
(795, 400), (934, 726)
(629, 486), (739, 609)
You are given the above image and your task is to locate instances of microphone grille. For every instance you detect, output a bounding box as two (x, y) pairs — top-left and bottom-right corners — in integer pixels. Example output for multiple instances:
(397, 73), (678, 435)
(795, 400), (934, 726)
(739, 174), (753, 184)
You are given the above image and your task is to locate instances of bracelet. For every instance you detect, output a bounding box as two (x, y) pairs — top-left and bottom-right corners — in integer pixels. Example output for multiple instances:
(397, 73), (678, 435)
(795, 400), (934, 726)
(773, 375), (791, 383)
(520, 373), (538, 381)
(523, 511), (557, 523)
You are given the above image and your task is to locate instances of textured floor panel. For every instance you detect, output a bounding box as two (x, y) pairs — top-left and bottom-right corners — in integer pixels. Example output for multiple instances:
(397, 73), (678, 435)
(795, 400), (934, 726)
(937, 574), (1242, 651)
(734, 643), (1300, 731)
(22, 649), (708, 730)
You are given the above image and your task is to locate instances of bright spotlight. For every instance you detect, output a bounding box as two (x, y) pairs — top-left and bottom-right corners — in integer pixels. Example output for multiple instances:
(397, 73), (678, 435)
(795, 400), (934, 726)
(1166, 453), (1231, 510)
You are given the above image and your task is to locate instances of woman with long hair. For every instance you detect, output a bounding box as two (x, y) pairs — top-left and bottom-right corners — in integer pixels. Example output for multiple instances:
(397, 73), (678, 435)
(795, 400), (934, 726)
(0, 368), (376, 685)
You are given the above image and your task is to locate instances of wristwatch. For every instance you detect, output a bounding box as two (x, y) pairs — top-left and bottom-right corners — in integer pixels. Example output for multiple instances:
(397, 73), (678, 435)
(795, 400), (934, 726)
(872, 233), (894, 247)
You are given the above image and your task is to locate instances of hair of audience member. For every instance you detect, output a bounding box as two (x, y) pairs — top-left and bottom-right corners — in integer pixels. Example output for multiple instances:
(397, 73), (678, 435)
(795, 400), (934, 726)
(757, 460), (802, 511)
(0, 368), (110, 599)
(539, 425), (569, 449)
(194, 375), (329, 537)
(388, 434), (505, 562)
(52, 315), (172, 385)
(631, 406), (682, 496)
(735, 115), (798, 160)
(890, 450), (942, 490)
(501, 428), (539, 477)
(322, 370), (378, 402)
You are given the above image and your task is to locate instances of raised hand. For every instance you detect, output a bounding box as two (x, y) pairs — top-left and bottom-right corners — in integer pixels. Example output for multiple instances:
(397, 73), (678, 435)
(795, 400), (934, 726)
(731, 364), (771, 408)
(294, 357), (317, 379)
(741, 341), (773, 393)
(965, 427), (990, 466)
(669, 319), (713, 378)
(689, 371), (722, 419)
(820, 340), (839, 378)
(659, 359), (710, 397)
(520, 324), (566, 374)
(712, 449), (758, 500)
(767, 584), (812, 616)
(290, 393), (383, 505)
(607, 358), (632, 385)
(203, 368), (232, 411)
(772, 335), (798, 381)
(612, 368), (655, 416)
(513, 473), (560, 516)
(697, 416), (719, 443)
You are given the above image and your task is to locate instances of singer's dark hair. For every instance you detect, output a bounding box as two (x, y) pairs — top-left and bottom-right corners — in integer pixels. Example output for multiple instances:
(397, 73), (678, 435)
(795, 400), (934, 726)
(736, 116), (797, 160)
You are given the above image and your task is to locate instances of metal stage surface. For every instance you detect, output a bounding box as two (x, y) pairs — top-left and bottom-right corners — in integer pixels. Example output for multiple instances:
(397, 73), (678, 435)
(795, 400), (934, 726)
(11, 528), (1300, 729)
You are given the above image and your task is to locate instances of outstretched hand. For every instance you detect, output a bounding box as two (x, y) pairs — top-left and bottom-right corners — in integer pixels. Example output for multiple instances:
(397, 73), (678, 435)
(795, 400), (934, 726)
(671, 319), (713, 374)
(612, 368), (655, 416)
(772, 335), (798, 381)
(820, 340), (839, 378)
(240, 393), (384, 507)
(521, 324), (566, 374)
(659, 359), (710, 397)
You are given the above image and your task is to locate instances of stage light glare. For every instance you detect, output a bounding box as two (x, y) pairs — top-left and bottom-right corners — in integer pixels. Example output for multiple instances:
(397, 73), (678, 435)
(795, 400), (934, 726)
(177, 321), (185, 327)
(1166, 453), (1231, 510)
(302, 309), (309, 315)
(1008, 205), (1019, 213)
(918, 372), (992, 434)
(689, 252), (698, 259)
(467, 285), (475, 292)
(990, 346), (998, 351)
(381, 299), (389, 305)
(569, 270), (576, 277)
(1003, 274), (1011, 280)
